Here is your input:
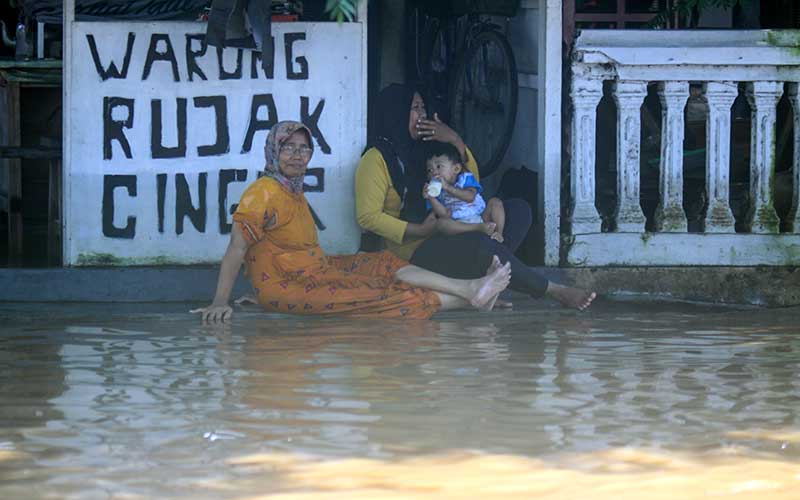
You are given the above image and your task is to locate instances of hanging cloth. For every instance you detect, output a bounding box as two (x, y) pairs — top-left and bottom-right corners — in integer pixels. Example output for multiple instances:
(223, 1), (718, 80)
(205, 0), (274, 73)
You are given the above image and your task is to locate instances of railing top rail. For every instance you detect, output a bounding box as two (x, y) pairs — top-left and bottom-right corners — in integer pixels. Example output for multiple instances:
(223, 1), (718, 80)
(576, 29), (800, 48)
(574, 29), (800, 70)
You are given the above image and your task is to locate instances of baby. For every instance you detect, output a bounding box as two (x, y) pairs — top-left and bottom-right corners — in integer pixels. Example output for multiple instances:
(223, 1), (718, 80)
(423, 142), (505, 242)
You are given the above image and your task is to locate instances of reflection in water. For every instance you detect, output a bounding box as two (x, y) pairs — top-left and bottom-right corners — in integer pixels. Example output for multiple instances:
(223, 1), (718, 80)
(0, 328), (67, 488)
(0, 304), (798, 498)
(0, 330), (66, 429)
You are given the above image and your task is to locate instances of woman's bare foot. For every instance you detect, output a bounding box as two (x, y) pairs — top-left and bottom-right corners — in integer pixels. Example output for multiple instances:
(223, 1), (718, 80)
(481, 256), (501, 311)
(469, 257), (511, 309)
(480, 256), (511, 311)
(480, 222), (497, 236)
(546, 283), (596, 311)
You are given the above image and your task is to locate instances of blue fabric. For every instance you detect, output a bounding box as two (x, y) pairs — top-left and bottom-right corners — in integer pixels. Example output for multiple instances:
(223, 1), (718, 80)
(457, 172), (482, 193)
(441, 173), (486, 223)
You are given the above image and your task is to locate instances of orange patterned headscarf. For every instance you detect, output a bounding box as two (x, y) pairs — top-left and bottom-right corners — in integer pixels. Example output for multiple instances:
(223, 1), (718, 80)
(264, 121), (315, 194)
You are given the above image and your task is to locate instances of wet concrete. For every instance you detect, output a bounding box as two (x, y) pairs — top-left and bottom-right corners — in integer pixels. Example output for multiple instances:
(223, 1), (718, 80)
(563, 266), (800, 307)
(0, 291), (752, 323)
(2, 265), (798, 307)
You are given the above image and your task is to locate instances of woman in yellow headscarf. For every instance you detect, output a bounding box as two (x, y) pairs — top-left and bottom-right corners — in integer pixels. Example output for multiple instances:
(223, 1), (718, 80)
(196, 121), (511, 322)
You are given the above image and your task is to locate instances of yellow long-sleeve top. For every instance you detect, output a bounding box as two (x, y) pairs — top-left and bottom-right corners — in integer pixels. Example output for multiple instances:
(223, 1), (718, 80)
(355, 146), (480, 261)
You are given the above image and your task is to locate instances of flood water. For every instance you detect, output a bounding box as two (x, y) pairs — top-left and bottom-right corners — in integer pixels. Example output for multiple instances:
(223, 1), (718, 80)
(1, 301), (799, 499)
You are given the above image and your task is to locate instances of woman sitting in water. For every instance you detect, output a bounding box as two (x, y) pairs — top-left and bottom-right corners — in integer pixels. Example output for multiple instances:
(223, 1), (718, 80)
(355, 84), (595, 310)
(196, 121), (512, 322)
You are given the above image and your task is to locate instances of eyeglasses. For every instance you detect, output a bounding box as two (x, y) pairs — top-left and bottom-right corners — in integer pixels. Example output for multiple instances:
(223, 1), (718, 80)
(279, 144), (312, 157)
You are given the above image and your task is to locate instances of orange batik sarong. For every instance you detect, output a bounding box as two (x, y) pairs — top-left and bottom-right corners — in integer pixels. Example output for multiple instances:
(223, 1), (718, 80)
(232, 177), (440, 319)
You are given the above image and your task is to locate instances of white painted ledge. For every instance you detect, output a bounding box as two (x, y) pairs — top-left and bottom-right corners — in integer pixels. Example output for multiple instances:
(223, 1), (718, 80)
(575, 30), (800, 66)
(574, 30), (800, 82)
(566, 233), (800, 266)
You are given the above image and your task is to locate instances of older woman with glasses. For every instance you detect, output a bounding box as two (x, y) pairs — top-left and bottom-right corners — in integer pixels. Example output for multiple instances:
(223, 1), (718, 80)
(197, 121), (513, 322)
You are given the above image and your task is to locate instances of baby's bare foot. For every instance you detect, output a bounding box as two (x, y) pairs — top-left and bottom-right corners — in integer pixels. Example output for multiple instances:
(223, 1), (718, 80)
(470, 258), (511, 309)
(546, 283), (596, 311)
(490, 231), (504, 243)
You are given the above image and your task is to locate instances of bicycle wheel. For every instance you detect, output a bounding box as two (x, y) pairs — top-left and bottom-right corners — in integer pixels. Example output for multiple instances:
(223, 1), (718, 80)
(448, 28), (518, 178)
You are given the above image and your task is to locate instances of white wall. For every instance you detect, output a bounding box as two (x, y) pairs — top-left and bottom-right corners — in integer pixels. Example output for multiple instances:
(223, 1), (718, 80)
(64, 21), (366, 266)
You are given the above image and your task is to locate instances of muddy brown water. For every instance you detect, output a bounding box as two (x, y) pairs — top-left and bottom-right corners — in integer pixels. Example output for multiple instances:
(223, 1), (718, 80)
(1, 301), (798, 498)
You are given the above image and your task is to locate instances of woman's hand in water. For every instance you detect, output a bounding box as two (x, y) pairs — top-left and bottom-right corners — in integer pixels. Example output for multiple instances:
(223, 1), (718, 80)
(191, 302), (233, 323)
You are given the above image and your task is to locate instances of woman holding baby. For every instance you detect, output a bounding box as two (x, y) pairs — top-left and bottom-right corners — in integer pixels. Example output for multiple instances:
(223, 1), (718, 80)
(355, 83), (595, 310)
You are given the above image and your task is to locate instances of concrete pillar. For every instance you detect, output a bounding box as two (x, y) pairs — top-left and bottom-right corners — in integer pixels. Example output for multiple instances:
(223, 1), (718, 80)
(745, 81), (783, 234)
(568, 76), (603, 234)
(539, 0), (562, 265)
(654, 81), (689, 232)
(702, 81), (737, 233)
(787, 83), (800, 233)
(612, 80), (647, 232)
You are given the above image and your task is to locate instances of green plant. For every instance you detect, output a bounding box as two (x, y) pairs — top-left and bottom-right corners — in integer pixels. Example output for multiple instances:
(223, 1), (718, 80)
(325, 0), (361, 23)
(649, 0), (750, 29)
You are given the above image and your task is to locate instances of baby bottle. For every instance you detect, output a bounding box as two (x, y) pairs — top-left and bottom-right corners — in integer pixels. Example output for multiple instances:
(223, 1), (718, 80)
(427, 180), (442, 197)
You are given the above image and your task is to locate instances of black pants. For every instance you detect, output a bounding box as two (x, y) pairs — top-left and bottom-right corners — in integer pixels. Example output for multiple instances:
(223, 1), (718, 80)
(409, 199), (549, 297)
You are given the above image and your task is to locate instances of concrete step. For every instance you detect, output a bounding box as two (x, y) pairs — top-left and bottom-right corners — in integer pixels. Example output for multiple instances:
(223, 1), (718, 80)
(1, 266), (797, 307)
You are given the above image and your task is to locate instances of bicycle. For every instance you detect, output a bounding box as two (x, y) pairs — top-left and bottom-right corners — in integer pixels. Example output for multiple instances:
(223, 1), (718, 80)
(408, 0), (519, 178)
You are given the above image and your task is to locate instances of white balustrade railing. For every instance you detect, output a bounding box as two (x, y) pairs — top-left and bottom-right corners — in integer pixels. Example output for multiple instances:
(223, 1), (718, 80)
(567, 30), (800, 266)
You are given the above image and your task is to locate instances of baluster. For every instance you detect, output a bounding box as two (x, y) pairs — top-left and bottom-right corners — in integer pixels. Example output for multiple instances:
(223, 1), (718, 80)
(654, 81), (689, 232)
(787, 83), (800, 233)
(569, 76), (603, 234)
(745, 81), (783, 234)
(702, 82), (738, 233)
(612, 80), (647, 232)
